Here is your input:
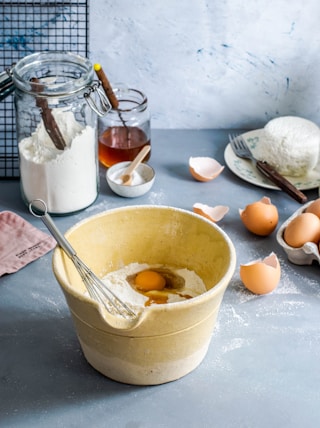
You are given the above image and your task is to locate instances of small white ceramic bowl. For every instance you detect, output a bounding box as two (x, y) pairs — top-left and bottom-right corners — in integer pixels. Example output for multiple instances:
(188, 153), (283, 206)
(106, 161), (155, 198)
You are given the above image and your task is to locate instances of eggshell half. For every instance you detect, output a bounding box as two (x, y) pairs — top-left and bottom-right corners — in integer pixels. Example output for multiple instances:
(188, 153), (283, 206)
(240, 252), (281, 295)
(193, 203), (229, 222)
(189, 157), (224, 182)
(239, 196), (279, 236)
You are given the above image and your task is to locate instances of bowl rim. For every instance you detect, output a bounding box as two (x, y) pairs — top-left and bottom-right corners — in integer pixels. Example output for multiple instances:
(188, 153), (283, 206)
(52, 205), (237, 311)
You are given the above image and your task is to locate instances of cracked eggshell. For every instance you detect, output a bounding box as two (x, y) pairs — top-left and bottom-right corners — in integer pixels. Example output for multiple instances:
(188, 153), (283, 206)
(240, 252), (281, 295)
(189, 157), (224, 182)
(193, 203), (229, 222)
(276, 200), (320, 265)
(239, 196), (279, 236)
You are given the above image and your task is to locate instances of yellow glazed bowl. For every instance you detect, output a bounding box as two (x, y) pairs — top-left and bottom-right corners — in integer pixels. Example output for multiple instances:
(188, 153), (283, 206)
(52, 205), (236, 385)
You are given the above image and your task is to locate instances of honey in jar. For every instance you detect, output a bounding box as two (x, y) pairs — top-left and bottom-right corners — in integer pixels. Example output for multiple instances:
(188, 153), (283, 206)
(98, 87), (151, 167)
(99, 126), (150, 167)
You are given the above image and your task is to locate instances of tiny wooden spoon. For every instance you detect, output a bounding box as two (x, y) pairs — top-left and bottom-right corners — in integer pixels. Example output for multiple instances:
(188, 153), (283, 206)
(120, 145), (151, 185)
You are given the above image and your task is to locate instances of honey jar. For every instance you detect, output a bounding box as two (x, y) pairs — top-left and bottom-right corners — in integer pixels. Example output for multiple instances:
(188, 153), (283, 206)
(98, 86), (151, 167)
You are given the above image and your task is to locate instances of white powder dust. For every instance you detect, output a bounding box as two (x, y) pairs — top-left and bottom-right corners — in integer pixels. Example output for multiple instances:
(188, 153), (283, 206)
(101, 262), (207, 311)
(109, 168), (145, 185)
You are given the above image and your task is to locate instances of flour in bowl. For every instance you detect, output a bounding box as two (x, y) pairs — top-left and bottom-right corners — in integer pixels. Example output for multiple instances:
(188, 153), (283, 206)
(101, 262), (207, 310)
(255, 116), (320, 177)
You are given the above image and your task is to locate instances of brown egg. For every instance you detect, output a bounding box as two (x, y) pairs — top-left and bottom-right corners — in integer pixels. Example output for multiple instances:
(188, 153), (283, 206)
(193, 203), (229, 222)
(283, 212), (320, 248)
(240, 252), (281, 295)
(305, 198), (320, 218)
(189, 157), (224, 182)
(239, 196), (279, 236)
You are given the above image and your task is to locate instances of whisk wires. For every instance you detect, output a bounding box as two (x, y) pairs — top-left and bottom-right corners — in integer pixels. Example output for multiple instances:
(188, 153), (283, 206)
(72, 255), (136, 319)
(29, 199), (137, 320)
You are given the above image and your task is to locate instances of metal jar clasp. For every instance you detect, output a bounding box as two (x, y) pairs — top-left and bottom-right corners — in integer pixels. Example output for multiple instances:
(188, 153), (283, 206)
(84, 81), (111, 117)
(0, 65), (15, 101)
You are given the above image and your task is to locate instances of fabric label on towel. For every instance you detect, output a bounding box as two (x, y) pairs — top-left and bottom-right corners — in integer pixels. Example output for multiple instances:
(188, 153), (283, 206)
(0, 211), (56, 276)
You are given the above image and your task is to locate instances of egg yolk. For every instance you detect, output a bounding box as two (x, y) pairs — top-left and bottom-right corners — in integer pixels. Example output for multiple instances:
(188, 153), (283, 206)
(134, 270), (166, 292)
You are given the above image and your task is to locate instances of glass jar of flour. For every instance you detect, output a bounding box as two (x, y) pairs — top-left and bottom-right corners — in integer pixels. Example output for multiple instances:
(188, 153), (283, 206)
(13, 51), (101, 215)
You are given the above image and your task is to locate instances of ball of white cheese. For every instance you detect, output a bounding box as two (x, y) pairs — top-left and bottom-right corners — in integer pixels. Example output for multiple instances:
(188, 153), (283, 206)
(256, 116), (320, 177)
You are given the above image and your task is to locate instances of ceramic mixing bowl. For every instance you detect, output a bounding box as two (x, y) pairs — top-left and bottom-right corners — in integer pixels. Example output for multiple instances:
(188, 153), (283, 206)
(52, 205), (236, 385)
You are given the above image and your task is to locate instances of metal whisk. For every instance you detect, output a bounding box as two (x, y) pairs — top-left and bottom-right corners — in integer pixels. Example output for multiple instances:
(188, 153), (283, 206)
(29, 199), (136, 319)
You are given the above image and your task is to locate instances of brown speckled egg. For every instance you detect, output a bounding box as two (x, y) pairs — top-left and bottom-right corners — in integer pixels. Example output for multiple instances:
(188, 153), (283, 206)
(283, 212), (320, 248)
(305, 198), (320, 219)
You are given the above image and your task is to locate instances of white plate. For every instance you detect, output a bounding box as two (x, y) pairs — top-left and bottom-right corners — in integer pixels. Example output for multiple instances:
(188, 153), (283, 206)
(224, 129), (320, 191)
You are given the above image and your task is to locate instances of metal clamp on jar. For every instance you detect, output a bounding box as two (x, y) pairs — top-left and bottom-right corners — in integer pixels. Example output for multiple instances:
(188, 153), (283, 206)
(0, 65), (15, 102)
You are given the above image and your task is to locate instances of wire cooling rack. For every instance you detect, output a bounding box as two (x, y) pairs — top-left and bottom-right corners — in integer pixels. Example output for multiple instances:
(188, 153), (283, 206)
(0, 0), (89, 179)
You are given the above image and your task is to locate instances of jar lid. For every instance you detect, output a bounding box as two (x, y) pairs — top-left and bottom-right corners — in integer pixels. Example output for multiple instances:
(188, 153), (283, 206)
(12, 51), (94, 97)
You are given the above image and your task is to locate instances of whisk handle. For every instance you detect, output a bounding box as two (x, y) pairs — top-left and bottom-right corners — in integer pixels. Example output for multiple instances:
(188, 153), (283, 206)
(41, 213), (76, 258)
(29, 199), (76, 258)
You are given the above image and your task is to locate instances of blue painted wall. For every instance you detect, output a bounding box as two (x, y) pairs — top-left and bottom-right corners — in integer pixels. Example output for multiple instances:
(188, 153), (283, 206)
(90, 0), (320, 129)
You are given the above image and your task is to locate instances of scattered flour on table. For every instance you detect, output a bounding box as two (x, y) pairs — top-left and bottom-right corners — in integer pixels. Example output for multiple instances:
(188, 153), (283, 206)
(84, 200), (115, 213)
(146, 188), (167, 204)
(220, 337), (253, 354)
(215, 254), (318, 332)
(30, 292), (65, 313)
(208, 242), (319, 373)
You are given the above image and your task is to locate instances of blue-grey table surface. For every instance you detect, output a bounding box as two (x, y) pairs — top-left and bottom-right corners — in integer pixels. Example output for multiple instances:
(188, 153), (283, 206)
(1, 130), (319, 428)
